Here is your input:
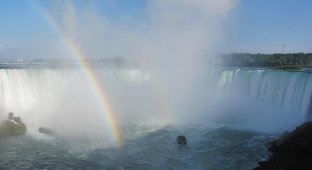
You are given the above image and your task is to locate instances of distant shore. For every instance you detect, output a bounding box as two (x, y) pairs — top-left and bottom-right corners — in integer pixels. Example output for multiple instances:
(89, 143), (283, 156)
(1, 53), (312, 71)
(218, 53), (312, 70)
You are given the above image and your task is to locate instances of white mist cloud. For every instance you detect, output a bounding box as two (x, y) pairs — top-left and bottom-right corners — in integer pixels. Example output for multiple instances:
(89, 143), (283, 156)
(35, 0), (238, 130)
(42, 0), (237, 59)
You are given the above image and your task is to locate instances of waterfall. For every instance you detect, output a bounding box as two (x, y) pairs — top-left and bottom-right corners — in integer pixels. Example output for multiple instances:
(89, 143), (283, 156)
(0, 68), (150, 133)
(0, 68), (150, 111)
(0, 68), (311, 133)
(213, 69), (312, 117)
(0, 69), (67, 112)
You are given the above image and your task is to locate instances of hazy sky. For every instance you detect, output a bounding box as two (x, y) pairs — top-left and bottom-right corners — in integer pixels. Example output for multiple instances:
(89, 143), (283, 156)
(0, 0), (311, 58)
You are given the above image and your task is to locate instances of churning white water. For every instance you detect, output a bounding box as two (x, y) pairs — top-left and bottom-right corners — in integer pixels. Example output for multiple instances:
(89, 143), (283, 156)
(204, 69), (312, 132)
(1, 67), (312, 169)
(215, 69), (312, 116)
(1, 68), (312, 132)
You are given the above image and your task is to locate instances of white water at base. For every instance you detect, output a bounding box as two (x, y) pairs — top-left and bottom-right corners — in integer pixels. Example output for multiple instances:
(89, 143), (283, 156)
(0, 68), (154, 143)
(0, 68), (311, 135)
(216, 69), (312, 116)
(204, 69), (312, 132)
(1, 68), (310, 169)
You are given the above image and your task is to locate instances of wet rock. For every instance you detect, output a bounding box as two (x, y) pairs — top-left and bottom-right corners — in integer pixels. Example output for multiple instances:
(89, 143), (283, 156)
(176, 135), (187, 145)
(253, 122), (312, 170)
(38, 127), (53, 135)
(0, 112), (27, 138)
(7, 112), (14, 120)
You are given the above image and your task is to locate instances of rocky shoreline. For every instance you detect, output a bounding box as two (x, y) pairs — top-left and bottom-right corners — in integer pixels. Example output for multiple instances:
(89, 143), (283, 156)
(253, 122), (312, 170)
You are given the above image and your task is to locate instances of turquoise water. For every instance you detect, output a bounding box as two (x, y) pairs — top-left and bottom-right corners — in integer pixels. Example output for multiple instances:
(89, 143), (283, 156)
(0, 125), (273, 170)
(0, 68), (311, 169)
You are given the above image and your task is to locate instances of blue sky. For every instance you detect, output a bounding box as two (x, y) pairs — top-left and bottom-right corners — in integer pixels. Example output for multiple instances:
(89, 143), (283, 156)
(0, 0), (311, 58)
(229, 0), (312, 53)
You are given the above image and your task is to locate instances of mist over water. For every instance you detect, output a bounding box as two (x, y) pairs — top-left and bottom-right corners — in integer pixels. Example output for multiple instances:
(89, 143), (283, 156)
(0, 68), (310, 139)
(1, 67), (311, 169)
(3, 0), (235, 142)
(1, 0), (311, 169)
(1, 0), (309, 142)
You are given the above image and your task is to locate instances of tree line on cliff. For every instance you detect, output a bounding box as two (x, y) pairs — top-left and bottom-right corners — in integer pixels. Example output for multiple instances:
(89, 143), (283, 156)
(218, 53), (312, 69)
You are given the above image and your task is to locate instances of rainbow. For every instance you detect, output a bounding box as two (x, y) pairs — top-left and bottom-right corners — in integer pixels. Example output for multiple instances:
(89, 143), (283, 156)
(32, 2), (122, 146)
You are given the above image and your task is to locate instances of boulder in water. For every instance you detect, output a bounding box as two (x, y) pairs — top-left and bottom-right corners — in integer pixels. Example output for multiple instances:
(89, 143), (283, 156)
(0, 112), (27, 138)
(8, 112), (14, 120)
(38, 127), (53, 135)
(176, 135), (187, 145)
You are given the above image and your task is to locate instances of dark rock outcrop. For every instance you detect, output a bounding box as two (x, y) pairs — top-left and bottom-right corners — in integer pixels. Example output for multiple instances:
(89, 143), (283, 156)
(254, 122), (312, 170)
(0, 112), (27, 138)
(38, 127), (53, 135)
(176, 135), (187, 145)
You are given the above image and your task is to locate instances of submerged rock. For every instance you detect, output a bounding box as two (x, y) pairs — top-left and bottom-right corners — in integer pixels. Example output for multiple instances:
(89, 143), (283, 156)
(176, 135), (187, 145)
(38, 127), (53, 135)
(253, 122), (312, 170)
(0, 112), (27, 138)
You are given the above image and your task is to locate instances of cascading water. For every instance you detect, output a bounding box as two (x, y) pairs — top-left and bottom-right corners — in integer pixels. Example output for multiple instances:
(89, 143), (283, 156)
(1, 67), (312, 169)
(201, 68), (312, 132)
(0, 68), (155, 140)
(1, 68), (312, 132)
(0, 69), (68, 112)
(2, 71), (302, 170)
(216, 69), (312, 116)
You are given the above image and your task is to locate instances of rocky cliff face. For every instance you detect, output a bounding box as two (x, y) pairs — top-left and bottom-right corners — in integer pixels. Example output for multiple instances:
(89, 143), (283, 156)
(254, 122), (312, 170)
